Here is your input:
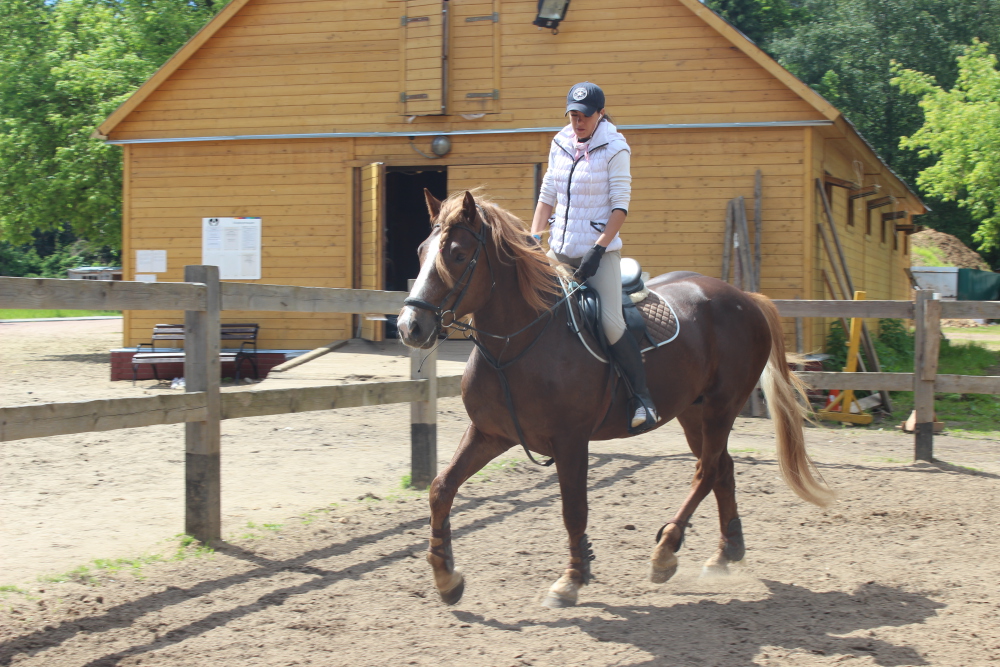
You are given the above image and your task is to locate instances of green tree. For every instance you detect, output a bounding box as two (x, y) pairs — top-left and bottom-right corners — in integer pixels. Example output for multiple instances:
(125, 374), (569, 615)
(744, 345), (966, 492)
(0, 0), (218, 250)
(894, 41), (1000, 251)
(704, 0), (799, 46)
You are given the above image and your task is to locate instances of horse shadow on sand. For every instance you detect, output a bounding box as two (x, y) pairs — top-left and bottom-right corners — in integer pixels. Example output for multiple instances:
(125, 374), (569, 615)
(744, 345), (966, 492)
(452, 579), (943, 666)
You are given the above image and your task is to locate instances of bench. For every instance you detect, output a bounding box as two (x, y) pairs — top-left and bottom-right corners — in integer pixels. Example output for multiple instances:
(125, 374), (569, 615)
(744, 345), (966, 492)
(131, 323), (259, 384)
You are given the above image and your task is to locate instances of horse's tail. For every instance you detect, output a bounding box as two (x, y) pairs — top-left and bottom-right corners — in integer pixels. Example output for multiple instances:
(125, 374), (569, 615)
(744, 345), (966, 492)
(749, 293), (835, 507)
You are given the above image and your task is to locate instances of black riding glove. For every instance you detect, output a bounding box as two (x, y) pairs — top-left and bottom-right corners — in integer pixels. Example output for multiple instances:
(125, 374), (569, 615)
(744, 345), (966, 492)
(574, 244), (606, 283)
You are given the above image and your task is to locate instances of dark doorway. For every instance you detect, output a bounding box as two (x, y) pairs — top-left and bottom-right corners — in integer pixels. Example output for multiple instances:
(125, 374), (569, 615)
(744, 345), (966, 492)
(384, 167), (447, 336)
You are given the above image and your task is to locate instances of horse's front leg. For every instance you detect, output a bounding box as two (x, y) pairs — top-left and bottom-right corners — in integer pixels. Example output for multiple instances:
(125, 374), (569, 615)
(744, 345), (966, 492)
(427, 424), (510, 605)
(542, 444), (592, 608)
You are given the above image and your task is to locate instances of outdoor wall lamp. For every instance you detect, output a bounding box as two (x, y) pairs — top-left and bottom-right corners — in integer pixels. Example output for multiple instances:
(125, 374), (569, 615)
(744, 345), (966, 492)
(533, 0), (570, 33)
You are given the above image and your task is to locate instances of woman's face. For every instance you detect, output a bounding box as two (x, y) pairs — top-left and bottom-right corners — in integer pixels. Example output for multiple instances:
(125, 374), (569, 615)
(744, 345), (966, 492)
(568, 109), (604, 141)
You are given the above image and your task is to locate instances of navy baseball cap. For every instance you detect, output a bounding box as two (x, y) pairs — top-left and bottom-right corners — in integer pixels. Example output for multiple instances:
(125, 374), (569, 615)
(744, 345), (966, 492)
(565, 82), (605, 117)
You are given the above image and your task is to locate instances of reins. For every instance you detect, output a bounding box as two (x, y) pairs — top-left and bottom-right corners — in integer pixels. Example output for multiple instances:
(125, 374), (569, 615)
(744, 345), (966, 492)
(403, 206), (582, 466)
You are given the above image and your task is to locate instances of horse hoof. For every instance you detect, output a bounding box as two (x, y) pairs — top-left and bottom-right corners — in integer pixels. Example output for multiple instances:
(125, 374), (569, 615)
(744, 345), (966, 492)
(542, 573), (580, 608)
(700, 552), (732, 578)
(439, 578), (465, 605)
(436, 570), (465, 605)
(541, 591), (577, 608)
(649, 551), (678, 583)
(649, 563), (677, 584)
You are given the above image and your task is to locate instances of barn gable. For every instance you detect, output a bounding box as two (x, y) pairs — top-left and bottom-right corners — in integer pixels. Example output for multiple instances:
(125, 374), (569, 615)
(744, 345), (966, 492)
(99, 0), (837, 141)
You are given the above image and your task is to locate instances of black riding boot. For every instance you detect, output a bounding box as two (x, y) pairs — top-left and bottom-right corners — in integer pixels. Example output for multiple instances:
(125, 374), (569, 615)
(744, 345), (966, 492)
(608, 334), (658, 433)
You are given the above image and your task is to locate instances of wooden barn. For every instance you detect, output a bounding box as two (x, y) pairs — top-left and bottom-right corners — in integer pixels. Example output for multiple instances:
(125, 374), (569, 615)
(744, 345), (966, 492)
(97, 0), (926, 356)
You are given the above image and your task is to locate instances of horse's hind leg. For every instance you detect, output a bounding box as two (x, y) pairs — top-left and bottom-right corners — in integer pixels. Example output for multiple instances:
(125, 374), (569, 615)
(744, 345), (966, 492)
(427, 424), (511, 605)
(650, 404), (738, 583)
(700, 445), (745, 577)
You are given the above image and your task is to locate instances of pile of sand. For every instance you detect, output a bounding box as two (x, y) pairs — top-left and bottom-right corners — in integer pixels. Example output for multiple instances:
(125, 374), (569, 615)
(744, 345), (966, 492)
(911, 229), (990, 270)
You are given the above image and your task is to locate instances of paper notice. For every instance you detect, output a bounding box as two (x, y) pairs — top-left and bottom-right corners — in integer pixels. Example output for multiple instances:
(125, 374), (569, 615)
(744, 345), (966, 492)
(134, 274), (157, 283)
(202, 217), (261, 280)
(136, 249), (167, 273)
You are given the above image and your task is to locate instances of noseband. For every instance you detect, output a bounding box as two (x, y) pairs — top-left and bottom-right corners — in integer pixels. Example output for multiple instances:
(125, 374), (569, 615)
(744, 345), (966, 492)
(402, 218), (494, 329)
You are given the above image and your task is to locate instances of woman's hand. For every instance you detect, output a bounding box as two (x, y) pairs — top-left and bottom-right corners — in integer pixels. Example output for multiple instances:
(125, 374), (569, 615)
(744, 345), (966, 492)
(574, 244), (606, 282)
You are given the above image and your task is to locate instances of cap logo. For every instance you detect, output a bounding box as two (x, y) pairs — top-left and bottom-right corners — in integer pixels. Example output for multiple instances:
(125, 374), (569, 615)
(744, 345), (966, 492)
(572, 87), (588, 101)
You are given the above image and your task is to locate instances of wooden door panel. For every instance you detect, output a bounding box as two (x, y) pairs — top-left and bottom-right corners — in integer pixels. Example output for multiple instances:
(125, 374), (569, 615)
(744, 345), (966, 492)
(402, 0), (445, 116)
(360, 162), (385, 341)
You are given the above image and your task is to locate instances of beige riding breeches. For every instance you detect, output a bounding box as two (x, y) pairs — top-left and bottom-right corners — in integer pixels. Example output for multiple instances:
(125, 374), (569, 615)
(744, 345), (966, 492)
(548, 249), (627, 345)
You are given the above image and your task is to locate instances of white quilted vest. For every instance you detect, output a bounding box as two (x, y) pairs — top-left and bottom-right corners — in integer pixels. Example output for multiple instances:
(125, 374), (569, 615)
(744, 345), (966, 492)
(547, 120), (629, 258)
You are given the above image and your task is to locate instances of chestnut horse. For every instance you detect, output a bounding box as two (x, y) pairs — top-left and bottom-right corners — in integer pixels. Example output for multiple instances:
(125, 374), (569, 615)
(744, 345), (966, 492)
(397, 190), (832, 608)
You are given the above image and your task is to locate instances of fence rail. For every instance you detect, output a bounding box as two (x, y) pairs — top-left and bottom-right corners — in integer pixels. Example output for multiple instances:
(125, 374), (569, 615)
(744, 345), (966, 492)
(3, 272), (998, 543)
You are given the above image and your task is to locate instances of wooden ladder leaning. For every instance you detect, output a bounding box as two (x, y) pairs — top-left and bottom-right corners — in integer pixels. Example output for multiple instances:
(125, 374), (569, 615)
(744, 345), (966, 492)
(818, 291), (874, 425)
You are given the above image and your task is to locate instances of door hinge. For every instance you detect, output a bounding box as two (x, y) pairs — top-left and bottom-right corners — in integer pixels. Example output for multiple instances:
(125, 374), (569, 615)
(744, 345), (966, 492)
(401, 15), (430, 25)
(401, 93), (430, 102)
(465, 13), (498, 22)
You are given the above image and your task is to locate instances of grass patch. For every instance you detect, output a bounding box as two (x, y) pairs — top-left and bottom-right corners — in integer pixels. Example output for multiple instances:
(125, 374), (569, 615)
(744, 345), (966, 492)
(470, 458), (520, 483)
(0, 585), (28, 596)
(824, 319), (1000, 433)
(0, 309), (120, 319)
(911, 245), (951, 267)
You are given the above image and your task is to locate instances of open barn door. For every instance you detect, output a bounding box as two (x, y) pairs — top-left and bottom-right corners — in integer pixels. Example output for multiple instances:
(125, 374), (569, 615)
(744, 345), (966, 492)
(449, 164), (539, 224)
(401, 0), (447, 116)
(360, 162), (385, 342)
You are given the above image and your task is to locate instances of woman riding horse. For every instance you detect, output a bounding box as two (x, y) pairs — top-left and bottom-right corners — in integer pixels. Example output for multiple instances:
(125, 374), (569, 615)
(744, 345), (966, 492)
(530, 82), (657, 432)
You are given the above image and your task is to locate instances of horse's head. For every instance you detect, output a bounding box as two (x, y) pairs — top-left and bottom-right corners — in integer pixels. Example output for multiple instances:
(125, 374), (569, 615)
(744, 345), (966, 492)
(397, 190), (493, 349)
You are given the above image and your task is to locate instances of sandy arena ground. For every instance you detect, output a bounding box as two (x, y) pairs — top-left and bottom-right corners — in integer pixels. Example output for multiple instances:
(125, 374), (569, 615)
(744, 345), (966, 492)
(2, 319), (999, 666)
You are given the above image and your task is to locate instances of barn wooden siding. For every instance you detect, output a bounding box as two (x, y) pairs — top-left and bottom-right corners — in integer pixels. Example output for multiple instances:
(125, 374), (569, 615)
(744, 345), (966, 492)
(109, 0), (826, 141)
(110, 0), (922, 351)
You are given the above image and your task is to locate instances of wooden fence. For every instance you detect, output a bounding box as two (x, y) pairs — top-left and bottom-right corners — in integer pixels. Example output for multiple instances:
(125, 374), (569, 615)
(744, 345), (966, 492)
(773, 292), (1000, 462)
(0, 268), (461, 543)
(2, 272), (998, 542)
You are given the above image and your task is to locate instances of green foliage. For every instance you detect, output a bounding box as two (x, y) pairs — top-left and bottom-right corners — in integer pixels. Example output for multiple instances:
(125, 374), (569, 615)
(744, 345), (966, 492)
(910, 244), (952, 267)
(0, 236), (119, 277)
(0, 0), (219, 249)
(704, 0), (800, 46)
(894, 40), (1000, 251)
(823, 318), (915, 372)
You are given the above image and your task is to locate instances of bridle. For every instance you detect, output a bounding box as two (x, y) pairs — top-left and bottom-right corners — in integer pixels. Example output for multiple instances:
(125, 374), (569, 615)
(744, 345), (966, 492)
(402, 205), (580, 466)
(402, 212), (494, 329)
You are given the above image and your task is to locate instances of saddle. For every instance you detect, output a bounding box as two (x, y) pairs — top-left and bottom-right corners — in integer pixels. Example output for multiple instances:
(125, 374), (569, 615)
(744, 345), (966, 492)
(566, 257), (680, 362)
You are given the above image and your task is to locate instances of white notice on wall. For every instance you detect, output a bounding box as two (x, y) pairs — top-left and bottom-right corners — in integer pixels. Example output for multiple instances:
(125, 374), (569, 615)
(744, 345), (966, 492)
(202, 217), (261, 280)
(135, 249), (167, 273)
(134, 274), (157, 283)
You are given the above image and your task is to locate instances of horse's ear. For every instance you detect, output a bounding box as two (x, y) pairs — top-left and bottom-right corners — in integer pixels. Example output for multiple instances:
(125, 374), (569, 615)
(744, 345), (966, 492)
(423, 188), (442, 222)
(462, 191), (478, 226)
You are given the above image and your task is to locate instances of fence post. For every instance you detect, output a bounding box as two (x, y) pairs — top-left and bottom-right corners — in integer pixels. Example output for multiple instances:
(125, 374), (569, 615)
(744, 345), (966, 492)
(184, 265), (221, 543)
(913, 290), (941, 461)
(410, 344), (438, 489)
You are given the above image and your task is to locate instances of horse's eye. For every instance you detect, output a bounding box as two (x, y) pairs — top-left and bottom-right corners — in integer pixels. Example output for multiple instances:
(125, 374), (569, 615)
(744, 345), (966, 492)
(454, 252), (467, 263)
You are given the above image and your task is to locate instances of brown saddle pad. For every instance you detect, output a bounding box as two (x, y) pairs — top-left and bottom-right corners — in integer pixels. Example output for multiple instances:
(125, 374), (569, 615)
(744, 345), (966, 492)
(634, 290), (679, 348)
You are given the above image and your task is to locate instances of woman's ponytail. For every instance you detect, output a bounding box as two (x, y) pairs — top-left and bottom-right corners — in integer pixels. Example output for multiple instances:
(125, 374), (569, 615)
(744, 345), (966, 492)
(601, 110), (615, 124)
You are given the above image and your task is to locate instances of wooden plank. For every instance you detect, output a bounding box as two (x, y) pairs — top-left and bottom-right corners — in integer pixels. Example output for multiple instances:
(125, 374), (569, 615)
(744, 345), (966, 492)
(0, 393), (208, 442)
(772, 299), (914, 318)
(220, 283), (407, 314)
(796, 371), (913, 392)
(184, 265), (222, 544)
(721, 200), (733, 284)
(922, 297), (942, 381)
(223, 379), (428, 419)
(936, 375), (1000, 394)
(913, 290), (937, 461)
(940, 301), (1000, 319)
(0, 276), (205, 312)
(753, 169), (762, 292)
(410, 343), (437, 490)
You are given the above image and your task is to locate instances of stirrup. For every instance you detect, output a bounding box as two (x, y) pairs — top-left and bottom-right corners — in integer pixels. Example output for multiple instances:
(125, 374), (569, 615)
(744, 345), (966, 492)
(628, 398), (658, 434)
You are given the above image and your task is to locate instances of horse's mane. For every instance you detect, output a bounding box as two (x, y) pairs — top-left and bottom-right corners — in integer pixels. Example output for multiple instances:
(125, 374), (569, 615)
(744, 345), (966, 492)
(436, 190), (562, 312)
